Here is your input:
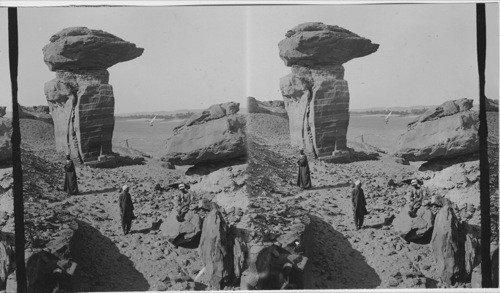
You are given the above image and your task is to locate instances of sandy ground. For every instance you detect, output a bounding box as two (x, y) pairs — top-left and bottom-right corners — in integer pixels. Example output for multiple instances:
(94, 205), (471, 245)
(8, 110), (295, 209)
(246, 112), (498, 289)
(5, 111), (497, 290)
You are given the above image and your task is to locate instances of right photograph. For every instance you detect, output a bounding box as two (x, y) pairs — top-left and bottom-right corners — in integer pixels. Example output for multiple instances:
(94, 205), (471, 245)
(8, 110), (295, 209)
(245, 3), (498, 289)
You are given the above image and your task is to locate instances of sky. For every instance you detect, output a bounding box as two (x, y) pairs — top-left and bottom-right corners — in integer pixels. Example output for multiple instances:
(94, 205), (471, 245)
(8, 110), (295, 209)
(0, 3), (498, 113)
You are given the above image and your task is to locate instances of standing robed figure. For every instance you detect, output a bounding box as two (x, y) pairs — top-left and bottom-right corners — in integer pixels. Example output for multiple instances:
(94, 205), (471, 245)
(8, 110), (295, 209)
(351, 180), (368, 230)
(119, 185), (135, 235)
(297, 149), (312, 189)
(63, 155), (79, 195)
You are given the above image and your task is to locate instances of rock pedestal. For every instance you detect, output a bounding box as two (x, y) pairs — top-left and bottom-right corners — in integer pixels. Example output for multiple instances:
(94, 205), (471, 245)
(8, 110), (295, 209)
(43, 27), (143, 162)
(279, 23), (378, 159)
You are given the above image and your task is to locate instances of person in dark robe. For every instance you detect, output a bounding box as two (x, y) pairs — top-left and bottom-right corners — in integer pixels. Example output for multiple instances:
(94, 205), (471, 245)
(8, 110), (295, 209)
(119, 185), (135, 235)
(63, 155), (79, 195)
(408, 179), (424, 217)
(351, 180), (367, 230)
(296, 149), (312, 189)
(176, 184), (192, 221)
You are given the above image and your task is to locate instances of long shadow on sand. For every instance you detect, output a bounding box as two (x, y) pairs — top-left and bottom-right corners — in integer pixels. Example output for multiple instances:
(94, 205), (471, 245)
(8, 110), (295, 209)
(78, 187), (118, 196)
(311, 182), (353, 191)
(72, 220), (150, 291)
(304, 215), (381, 289)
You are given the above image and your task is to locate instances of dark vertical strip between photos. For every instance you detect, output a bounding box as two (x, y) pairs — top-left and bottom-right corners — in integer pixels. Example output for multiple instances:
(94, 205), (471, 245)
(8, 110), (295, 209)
(8, 7), (27, 293)
(476, 3), (492, 289)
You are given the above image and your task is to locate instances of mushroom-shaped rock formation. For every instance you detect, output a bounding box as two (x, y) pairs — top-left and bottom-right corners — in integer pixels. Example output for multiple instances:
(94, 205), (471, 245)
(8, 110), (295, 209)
(43, 27), (143, 162)
(279, 22), (378, 160)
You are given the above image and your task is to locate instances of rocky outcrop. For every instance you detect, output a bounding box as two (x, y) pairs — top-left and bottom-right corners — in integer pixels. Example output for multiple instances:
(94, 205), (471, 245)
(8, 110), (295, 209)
(247, 97), (287, 117)
(43, 27), (143, 162)
(0, 232), (14, 290)
(18, 105), (52, 124)
(471, 245), (499, 288)
(24, 250), (76, 293)
(279, 22), (379, 67)
(0, 107), (5, 118)
(0, 118), (12, 165)
(240, 244), (311, 290)
(395, 99), (479, 161)
(160, 210), (202, 247)
(198, 208), (235, 289)
(393, 205), (434, 243)
(462, 222), (481, 280)
(485, 98), (499, 112)
(431, 205), (465, 285)
(279, 23), (378, 159)
(163, 102), (246, 165)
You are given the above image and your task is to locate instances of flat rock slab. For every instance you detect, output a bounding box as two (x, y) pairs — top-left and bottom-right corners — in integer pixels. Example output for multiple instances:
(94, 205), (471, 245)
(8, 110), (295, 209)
(278, 22), (379, 67)
(43, 27), (144, 71)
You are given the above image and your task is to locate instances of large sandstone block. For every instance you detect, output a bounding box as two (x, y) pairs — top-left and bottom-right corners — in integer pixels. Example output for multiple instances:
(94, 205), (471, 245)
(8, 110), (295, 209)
(164, 108), (246, 166)
(160, 210), (202, 247)
(431, 205), (465, 285)
(393, 205), (434, 243)
(395, 110), (479, 161)
(198, 209), (232, 289)
(43, 27), (144, 71)
(45, 70), (115, 161)
(278, 22), (379, 67)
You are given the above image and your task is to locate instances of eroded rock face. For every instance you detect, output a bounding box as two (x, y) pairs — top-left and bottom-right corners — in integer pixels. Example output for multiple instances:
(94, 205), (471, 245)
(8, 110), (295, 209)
(164, 102), (246, 165)
(279, 23), (378, 158)
(0, 232), (14, 289)
(395, 99), (479, 161)
(43, 27), (144, 71)
(279, 22), (379, 67)
(431, 205), (465, 285)
(0, 118), (12, 165)
(43, 27), (143, 162)
(198, 208), (233, 289)
(247, 97), (287, 117)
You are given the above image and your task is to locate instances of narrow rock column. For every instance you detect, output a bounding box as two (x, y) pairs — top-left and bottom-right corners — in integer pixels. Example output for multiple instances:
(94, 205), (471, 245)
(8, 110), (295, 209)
(42, 27), (143, 162)
(279, 22), (378, 159)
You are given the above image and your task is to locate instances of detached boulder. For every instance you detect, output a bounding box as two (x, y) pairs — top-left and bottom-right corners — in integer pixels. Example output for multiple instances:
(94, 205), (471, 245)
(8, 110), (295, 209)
(198, 208), (234, 289)
(163, 102), (246, 165)
(160, 210), (202, 247)
(25, 251), (75, 293)
(393, 205), (434, 243)
(395, 99), (479, 161)
(240, 244), (311, 290)
(431, 205), (465, 285)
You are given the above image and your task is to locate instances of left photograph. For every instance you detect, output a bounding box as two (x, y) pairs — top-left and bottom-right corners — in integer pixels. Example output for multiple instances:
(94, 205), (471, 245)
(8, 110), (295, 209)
(2, 6), (248, 291)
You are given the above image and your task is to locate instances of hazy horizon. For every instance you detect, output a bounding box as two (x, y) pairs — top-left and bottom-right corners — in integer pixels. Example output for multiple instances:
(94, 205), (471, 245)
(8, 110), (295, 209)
(1, 3), (498, 113)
